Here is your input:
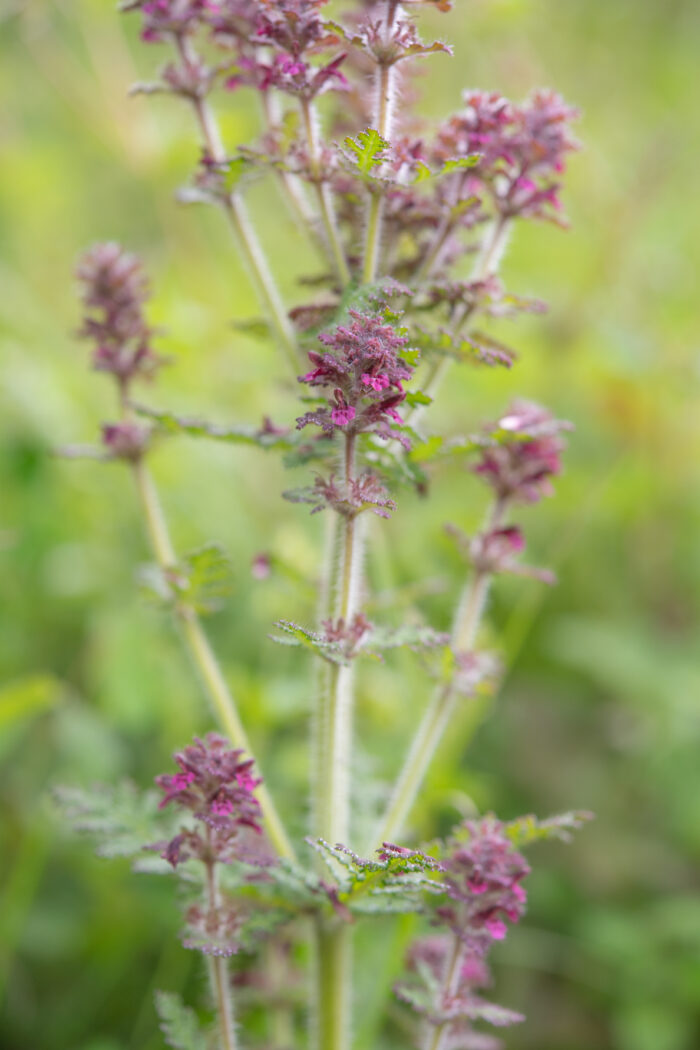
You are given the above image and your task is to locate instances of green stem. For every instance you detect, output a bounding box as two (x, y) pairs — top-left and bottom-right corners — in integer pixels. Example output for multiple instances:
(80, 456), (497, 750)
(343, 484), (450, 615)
(315, 434), (361, 845)
(313, 923), (352, 1050)
(363, 3), (399, 283)
(175, 35), (299, 372)
(300, 97), (351, 286)
(424, 935), (463, 1050)
(312, 434), (362, 1050)
(131, 458), (296, 862)
(204, 843), (238, 1050)
(371, 499), (506, 847)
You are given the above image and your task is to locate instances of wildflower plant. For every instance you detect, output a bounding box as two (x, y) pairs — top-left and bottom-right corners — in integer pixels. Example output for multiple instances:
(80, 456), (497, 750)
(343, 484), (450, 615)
(58, 2), (593, 1049)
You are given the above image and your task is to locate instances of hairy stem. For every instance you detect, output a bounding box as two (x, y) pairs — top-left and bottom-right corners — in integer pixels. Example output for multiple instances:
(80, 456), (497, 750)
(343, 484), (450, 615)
(424, 935), (463, 1050)
(312, 922), (352, 1050)
(363, 3), (399, 283)
(315, 434), (362, 845)
(204, 842), (237, 1050)
(174, 36), (299, 371)
(312, 434), (363, 1050)
(300, 97), (351, 286)
(131, 458), (296, 861)
(371, 499), (506, 847)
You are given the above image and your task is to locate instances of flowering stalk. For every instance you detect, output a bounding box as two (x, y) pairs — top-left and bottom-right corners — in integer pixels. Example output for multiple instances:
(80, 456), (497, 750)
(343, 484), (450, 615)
(372, 496), (505, 849)
(63, 8), (586, 1048)
(75, 242), (295, 862)
(374, 402), (568, 845)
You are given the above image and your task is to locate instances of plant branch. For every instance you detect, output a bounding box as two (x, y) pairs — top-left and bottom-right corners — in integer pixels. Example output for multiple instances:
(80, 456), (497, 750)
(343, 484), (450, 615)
(363, 2), (399, 283)
(424, 934), (463, 1050)
(174, 35), (300, 372)
(131, 457), (296, 862)
(311, 434), (363, 1050)
(204, 836), (238, 1050)
(371, 498), (507, 847)
(300, 96), (351, 286)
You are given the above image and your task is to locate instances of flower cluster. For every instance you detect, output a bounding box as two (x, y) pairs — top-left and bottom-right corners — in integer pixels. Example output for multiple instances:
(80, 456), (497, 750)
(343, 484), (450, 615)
(439, 818), (530, 946)
(127, 0), (215, 43)
(155, 733), (263, 867)
(76, 242), (163, 393)
(473, 400), (570, 505)
(433, 89), (580, 222)
(296, 310), (416, 441)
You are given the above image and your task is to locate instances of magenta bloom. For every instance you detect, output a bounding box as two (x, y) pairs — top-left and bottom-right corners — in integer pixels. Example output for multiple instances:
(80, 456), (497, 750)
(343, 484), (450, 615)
(432, 89), (579, 222)
(296, 310), (417, 443)
(473, 400), (570, 504)
(128, 0), (215, 43)
(439, 818), (530, 946)
(155, 733), (263, 867)
(76, 242), (164, 392)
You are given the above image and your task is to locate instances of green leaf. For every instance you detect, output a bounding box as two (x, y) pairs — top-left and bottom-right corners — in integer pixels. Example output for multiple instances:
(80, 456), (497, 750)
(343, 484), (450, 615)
(131, 403), (294, 450)
(343, 128), (390, 176)
(442, 155), (480, 173)
(155, 991), (209, 1050)
(505, 810), (594, 848)
(54, 781), (170, 860)
(140, 543), (233, 615)
(404, 390), (433, 408)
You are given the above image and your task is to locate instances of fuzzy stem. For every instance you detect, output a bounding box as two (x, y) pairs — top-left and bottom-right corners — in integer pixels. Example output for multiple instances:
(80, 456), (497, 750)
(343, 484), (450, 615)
(204, 839), (238, 1050)
(300, 97), (351, 286)
(424, 935), (463, 1050)
(311, 434), (363, 1050)
(312, 922), (352, 1050)
(130, 458), (296, 862)
(315, 434), (362, 845)
(174, 35), (299, 371)
(363, 3), (399, 284)
(371, 499), (506, 847)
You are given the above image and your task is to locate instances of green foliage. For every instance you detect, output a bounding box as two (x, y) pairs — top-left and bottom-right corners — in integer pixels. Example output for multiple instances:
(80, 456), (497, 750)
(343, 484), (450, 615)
(343, 129), (390, 175)
(140, 542), (233, 615)
(54, 781), (169, 860)
(270, 618), (449, 667)
(155, 991), (209, 1050)
(132, 404), (295, 450)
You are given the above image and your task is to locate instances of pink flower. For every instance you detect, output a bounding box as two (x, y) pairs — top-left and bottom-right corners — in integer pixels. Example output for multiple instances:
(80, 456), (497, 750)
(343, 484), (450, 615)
(331, 405), (356, 426)
(485, 917), (508, 941)
(361, 373), (391, 391)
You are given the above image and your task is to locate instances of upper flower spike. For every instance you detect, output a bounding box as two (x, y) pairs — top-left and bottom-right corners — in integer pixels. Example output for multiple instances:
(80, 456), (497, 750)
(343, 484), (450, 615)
(76, 242), (165, 392)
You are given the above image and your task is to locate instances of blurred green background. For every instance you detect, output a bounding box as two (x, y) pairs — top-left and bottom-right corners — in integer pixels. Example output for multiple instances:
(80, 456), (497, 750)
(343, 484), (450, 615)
(2, 1), (700, 1048)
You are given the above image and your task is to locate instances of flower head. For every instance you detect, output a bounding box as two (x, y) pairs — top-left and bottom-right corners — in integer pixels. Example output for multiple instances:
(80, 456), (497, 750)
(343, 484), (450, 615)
(155, 733), (263, 867)
(473, 400), (570, 504)
(296, 311), (417, 443)
(436, 818), (530, 952)
(76, 242), (164, 391)
(127, 0), (215, 42)
(432, 89), (579, 222)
